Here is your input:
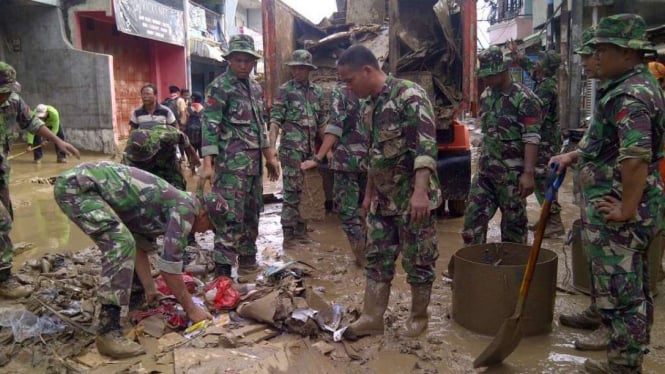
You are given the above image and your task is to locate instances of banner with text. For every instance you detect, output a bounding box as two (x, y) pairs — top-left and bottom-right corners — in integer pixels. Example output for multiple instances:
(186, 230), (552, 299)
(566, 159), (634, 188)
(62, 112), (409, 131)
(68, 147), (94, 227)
(114, 0), (185, 46)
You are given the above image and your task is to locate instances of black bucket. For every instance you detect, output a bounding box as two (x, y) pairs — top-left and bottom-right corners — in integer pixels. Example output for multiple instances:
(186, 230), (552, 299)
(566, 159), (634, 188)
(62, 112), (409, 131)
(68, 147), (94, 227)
(452, 243), (558, 336)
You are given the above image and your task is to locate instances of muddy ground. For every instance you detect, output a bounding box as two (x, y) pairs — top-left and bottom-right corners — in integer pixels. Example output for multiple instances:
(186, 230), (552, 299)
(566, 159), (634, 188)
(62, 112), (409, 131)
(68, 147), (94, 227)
(1, 142), (665, 373)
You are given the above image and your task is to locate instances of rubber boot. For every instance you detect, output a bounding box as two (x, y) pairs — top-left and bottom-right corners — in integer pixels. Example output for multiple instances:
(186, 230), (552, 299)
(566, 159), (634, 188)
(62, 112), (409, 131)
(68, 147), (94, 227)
(543, 212), (565, 238)
(401, 283), (432, 337)
(0, 265), (33, 299)
(344, 279), (391, 340)
(295, 222), (313, 243)
(574, 325), (609, 351)
(347, 236), (367, 268)
(283, 227), (296, 247)
(215, 263), (232, 278)
(559, 306), (602, 330)
(237, 255), (259, 277)
(96, 304), (145, 359)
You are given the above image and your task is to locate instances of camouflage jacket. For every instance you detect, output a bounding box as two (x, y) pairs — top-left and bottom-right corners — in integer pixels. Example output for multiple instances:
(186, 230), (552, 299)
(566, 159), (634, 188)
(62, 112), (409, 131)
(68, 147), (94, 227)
(57, 161), (198, 268)
(478, 82), (542, 178)
(0, 92), (44, 163)
(363, 75), (441, 216)
(577, 64), (665, 225)
(202, 69), (268, 176)
(534, 76), (562, 148)
(270, 79), (325, 156)
(327, 85), (368, 173)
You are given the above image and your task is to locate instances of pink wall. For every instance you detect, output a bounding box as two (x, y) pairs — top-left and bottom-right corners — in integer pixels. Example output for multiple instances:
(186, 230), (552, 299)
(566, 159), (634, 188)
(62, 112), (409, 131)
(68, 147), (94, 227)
(152, 43), (187, 101)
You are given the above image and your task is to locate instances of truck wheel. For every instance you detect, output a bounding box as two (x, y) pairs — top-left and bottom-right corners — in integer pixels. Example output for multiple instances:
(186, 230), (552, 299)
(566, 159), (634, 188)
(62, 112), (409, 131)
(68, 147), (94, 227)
(448, 200), (466, 217)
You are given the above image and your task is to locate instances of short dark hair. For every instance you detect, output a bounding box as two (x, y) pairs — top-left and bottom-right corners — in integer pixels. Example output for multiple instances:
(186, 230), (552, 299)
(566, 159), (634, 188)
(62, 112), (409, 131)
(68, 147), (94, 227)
(192, 91), (203, 103)
(169, 85), (181, 94)
(141, 83), (158, 96)
(337, 45), (380, 71)
(181, 88), (190, 96)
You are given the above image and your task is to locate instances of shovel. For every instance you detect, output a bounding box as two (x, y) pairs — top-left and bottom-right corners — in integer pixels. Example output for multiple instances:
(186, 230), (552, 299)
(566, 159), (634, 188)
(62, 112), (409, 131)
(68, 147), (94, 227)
(473, 164), (565, 368)
(7, 143), (45, 161)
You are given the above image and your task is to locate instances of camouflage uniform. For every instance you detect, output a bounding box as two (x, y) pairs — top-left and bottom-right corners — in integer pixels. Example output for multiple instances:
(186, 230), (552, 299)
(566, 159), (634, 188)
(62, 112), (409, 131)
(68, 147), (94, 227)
(363, 75), (441, 285)
(269, 50), (325, 232)
(53, 162), (201, 311)
(530, 52), (563, 216)
(327, 84), (368, 244)
(123, 124), (191, 190)
(0, 62), (46, 268)
(202, 34), (268, 266)
(462, 47), (542, 245)
(579, 14), (665, 371)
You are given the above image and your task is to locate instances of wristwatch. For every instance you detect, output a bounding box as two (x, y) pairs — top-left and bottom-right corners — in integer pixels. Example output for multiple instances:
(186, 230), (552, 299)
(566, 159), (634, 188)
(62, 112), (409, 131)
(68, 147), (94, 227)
(311, 155), (322, 164)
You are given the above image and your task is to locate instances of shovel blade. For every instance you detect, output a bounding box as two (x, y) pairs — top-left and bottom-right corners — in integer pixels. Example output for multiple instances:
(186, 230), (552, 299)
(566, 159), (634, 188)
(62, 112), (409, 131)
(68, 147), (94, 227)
(473, 317), (523, 368)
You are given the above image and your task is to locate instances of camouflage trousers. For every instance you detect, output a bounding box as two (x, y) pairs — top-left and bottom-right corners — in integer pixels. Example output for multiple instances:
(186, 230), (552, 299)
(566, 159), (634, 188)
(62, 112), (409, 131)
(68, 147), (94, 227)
(281, 166), (304, 229)
(210, 173), (262, 266)
(0, 170), (13, 266)
(366, 213), (438, 284)
(53, 175), (136, 310)
(583, 222), (657, 368)
(462, 173), (527, 245)
(333, 171), (366, 243)
(534, 141), (561, 214)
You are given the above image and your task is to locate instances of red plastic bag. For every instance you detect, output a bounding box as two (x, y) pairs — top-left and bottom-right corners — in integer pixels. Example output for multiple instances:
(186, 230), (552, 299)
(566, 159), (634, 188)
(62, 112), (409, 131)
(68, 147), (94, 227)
(204, 276), (240, 310)
(154, 273), (202, 296)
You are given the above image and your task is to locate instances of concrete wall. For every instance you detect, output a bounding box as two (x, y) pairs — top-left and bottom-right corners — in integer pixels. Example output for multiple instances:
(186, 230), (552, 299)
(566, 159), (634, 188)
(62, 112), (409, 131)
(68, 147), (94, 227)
(1, 1), (115, 153)
(489, 16), (534, 45)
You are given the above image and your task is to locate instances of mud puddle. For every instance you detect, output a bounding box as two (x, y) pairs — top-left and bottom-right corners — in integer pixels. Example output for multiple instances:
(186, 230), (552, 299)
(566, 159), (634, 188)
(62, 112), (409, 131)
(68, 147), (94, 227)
(2, 144), (665, 373)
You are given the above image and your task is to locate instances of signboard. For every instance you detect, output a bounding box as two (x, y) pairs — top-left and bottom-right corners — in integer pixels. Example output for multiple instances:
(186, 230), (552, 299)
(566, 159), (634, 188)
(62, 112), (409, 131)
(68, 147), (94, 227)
(114, 0), (185, 46)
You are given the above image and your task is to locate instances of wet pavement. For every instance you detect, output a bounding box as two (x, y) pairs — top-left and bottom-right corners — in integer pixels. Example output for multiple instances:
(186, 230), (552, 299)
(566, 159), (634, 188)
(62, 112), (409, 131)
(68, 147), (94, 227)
(3, 141), (665, 373)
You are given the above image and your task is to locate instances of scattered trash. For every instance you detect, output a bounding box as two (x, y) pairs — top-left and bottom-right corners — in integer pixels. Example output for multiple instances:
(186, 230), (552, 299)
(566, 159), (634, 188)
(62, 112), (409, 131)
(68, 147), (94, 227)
(0, 307), (65, 342)
(203, 276), (241, 310)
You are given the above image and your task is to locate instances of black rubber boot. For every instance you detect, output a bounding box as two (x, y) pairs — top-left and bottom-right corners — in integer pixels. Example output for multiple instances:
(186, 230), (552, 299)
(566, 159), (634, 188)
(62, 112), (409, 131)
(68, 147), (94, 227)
(215, 263), (232, 278)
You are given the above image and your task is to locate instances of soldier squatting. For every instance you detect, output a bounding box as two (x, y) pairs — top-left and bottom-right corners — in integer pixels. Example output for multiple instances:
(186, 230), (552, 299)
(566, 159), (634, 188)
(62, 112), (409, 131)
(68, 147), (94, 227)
(1, 10), (664, 374)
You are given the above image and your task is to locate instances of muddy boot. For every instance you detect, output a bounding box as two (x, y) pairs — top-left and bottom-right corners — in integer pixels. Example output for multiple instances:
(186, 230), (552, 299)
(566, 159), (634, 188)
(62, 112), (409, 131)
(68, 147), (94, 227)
(401, 283), (432, 338)
(237, 255), (259, 277)
(96, 304), (145, 359)
(295, 222), (313, 243)
(543, 212), (565, 238)
(344, 279), (391, 340)
(0, 265), (33, 299)
(559, 306), (602, 330)
(283, 227), (296, 247)
(574, 325), (609, 351)
(348, 236), (367, 268)
(215, 263), (232, 278)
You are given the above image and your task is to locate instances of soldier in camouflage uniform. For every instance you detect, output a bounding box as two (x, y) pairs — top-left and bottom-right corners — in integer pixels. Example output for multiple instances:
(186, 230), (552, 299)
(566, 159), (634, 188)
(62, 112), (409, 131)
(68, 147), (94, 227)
(336, 45), (441, 339)
(558, 26), (610, 349)
(550, 14), (665, 373)
(202, 35), (280, 278)
(269, 49), (326, 244)
(512, 48), (565, 237)
(302, 83), (368, 266)
(54, 161), (220, 359)
(127, 84), (199, 190)
(123, 123), (200, 190)
(0, 61), (80, 299)
(462, 47), (541, 246)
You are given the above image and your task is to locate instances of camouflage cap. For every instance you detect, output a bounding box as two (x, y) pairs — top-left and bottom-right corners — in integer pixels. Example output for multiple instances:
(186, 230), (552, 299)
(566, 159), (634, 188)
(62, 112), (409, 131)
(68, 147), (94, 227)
(587, 14), (655, 52)
(537, 50), (561, 75)
(477, 46), (509, 78)
(124, 129), (161, 162)
(0, 62), (17, 94)
(575, 26), (596, 55)
(285, 49), (317, 70)
(223, 34), (262, 59)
